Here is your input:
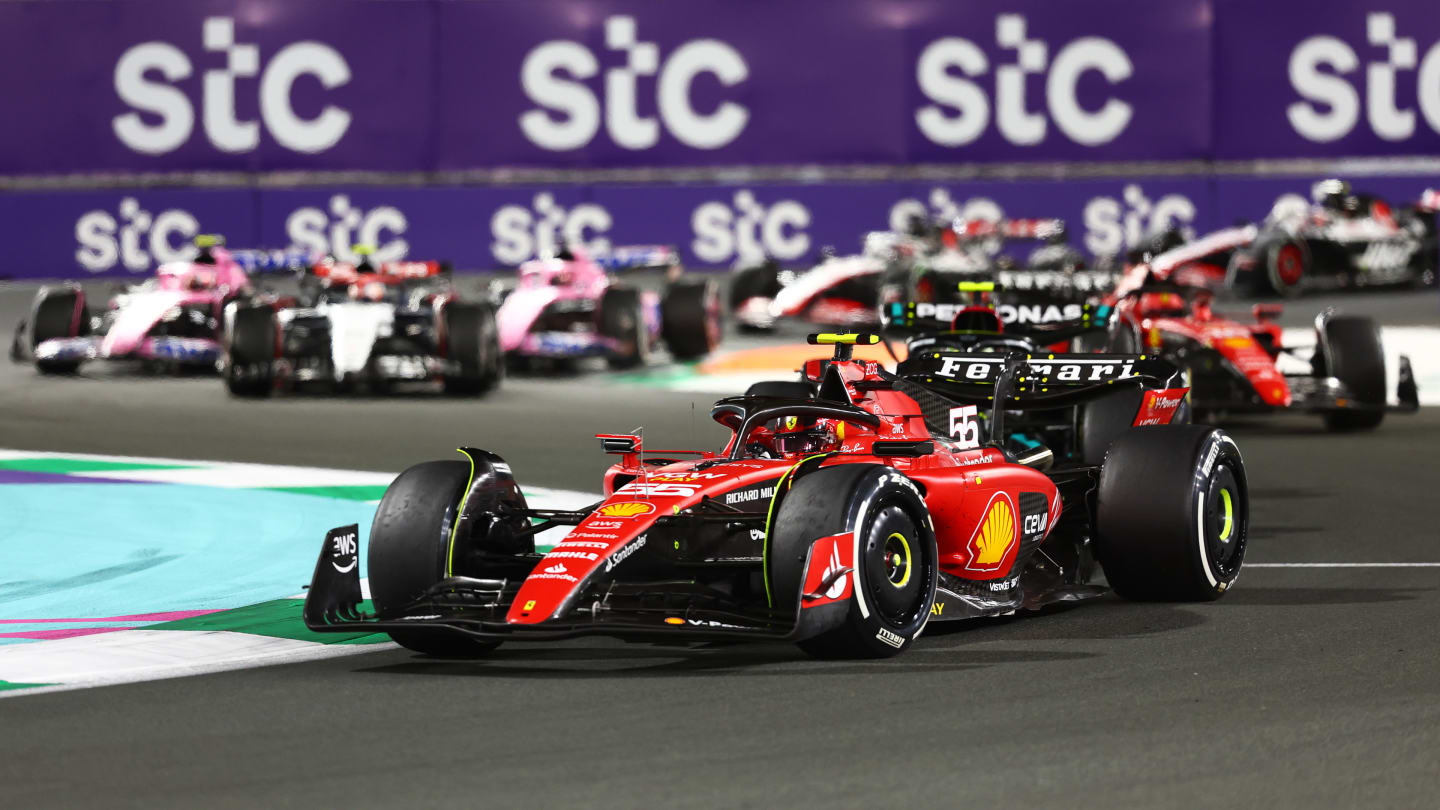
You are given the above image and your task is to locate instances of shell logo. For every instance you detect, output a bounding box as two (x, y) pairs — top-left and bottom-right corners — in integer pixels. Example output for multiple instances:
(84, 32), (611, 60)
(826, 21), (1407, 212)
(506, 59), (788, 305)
(965, 493), (1017, 573)
(597, 501), (656, 518)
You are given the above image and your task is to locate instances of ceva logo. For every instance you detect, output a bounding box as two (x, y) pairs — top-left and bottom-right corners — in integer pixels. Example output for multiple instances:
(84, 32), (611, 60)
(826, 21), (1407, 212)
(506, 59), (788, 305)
(915, 15), (1134, 148)
(691, 190), (810, 266)
(75, 197), (201, 273)
(1082, 184), (1196, 257)
(113, 17), (352, 156)
(1289, 13), (1440, 143)
(520, 16), (749, 151)
(490, 193), (613, 265)
(286, 195), (409, 264)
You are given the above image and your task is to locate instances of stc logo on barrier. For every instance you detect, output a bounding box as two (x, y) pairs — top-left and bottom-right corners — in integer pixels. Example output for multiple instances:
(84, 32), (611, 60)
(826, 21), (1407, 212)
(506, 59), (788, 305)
(1289, 13), (1440, 143)
(113, 17), (351, 156)
(520, 16), (749, 151)
(691, 191), (810, 266)
(76, 198), (200, 273)
(1082, 185), (1196, 257)
(286, 195), (409, 264)
(491, 193), (613, 265)
(915, 15), (1134, 148)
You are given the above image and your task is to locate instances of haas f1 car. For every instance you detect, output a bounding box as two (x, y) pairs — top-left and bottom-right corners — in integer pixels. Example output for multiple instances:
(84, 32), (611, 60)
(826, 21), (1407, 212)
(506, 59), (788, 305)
(1148, 180), (1439, 296)
(1105, 263), (1418, 430)
(495, 245), (721, 369)
(224, 248), (501, 397)
(10, 237), (295, 375)
(305, 333), (1249, 659)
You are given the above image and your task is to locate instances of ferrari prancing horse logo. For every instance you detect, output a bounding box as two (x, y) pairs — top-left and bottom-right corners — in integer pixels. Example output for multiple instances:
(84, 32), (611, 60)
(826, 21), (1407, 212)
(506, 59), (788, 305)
(964, 493), (1017, 573)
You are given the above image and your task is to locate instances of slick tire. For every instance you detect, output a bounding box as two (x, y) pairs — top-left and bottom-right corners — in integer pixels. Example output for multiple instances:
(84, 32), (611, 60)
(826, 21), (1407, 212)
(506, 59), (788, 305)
(32, 287), (87, 375)
(1077, 386), (1146, 466)
(600, 287), (649, 369)
(661, 279), (722, 361)
(769, 464), (937, 659)
(226, 306), (275, 398)
(368, 461), (501, 657)
(1313, 315), (1386, 431)
(443, 303), (502, 396)
(1096, 426), (1248, 601)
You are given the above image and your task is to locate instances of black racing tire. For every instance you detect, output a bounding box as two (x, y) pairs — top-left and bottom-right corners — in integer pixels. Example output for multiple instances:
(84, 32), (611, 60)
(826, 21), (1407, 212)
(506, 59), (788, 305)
(1077, 386), (1146, 466)
(443, 303), (502, 396)
(599, 287), (649, 369)
(745, 380), (815, 399)
(1313, 314), (1386, 431)
(368, 460), (501, 657)
(1095, 426), (1248, 601)
(768, 464), (937, 659)
(225, 306), (275, 398)
(31, 288), (87, 374)
(728, 262), (784, 310)
(661, 279), (722, 361)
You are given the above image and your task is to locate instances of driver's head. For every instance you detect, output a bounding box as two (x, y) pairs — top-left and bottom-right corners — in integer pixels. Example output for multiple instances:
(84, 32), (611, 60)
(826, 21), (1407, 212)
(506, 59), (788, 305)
(772, 415), (840, 457)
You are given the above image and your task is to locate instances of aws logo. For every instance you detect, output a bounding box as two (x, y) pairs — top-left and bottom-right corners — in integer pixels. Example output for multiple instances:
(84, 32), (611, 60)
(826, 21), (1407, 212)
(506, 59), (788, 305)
(596, 502), (656, 519)
(964, 492), (1017, 573)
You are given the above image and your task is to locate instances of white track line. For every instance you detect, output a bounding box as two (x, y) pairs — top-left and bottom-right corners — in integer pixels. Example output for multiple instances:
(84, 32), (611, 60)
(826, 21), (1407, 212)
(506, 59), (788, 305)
(1247, 563), (1440, 568)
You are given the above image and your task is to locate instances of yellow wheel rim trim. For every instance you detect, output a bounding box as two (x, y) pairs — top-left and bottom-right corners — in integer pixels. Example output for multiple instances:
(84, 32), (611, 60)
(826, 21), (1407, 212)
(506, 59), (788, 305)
(887, 532), (912, 589)
(1218, 488), (1234, 541)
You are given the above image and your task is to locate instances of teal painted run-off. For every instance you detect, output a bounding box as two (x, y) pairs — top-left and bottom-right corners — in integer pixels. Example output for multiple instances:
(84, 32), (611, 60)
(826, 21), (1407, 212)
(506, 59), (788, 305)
(0, 483), (380, 642)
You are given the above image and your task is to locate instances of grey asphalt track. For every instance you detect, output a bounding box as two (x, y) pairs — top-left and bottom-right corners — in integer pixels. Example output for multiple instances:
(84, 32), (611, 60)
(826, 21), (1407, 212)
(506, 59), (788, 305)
(0, 281), (1437, 809)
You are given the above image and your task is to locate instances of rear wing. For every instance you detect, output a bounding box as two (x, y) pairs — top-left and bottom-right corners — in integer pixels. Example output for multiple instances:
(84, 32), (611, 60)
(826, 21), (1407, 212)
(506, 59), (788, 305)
(594, 245), (680, 271)
(311, 259), (449, 284)
(953, 218), (1065, 243)
(882, 294), (1113, 343)
(898, 349), (1183, 407)
(229, 248), (317, 274)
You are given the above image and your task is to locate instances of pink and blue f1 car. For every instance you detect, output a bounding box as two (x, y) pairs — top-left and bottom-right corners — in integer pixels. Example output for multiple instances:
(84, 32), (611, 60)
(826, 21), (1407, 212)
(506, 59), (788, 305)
(10, 239), (304, 375)
(495, 245), (722, 369)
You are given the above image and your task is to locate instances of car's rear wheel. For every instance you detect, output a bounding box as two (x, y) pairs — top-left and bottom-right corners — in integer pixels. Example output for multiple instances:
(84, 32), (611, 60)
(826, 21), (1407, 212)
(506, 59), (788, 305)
(443, 303), (502, 396)
(661, 279), (722, 361)
(769, 464), (937, 659)
(1313, 314), (1386, 431)
(1250, 238), (1307, 297)
(31, 287), (88, 374)
(226, 306), (275, 397)
(1095, 425), (1247, 601)
(368, 461), (503, 657)
(600, 287), (649, 369)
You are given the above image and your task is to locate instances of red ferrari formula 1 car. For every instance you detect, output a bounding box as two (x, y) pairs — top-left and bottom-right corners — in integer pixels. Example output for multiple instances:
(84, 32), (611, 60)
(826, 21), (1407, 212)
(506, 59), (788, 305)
(305, 334), (1249, 659)
(1105, 261), (1419, 430)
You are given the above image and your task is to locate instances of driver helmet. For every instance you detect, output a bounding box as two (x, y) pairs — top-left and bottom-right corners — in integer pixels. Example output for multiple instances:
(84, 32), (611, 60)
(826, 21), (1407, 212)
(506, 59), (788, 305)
(351, 243), (377, 274)
(1137, 292), (1186, 317)
(1311, 179), (1352, 211)
(772, 415), (840, 457)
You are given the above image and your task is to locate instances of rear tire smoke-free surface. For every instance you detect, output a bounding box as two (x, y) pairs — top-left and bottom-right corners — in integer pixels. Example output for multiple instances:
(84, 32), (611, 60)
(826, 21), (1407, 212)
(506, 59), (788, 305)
(225, 306), (275, 398)
(661, 279), (722, 360)
(31, 287), (87, 374)
(1313, 314), (1386, 431)
(368, 460), (501, 657)
(443, 303), (502, 396)
(769, 464), (937, 659)
(1096, 425), (1248, 601)
(600, 287), (649, 369)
